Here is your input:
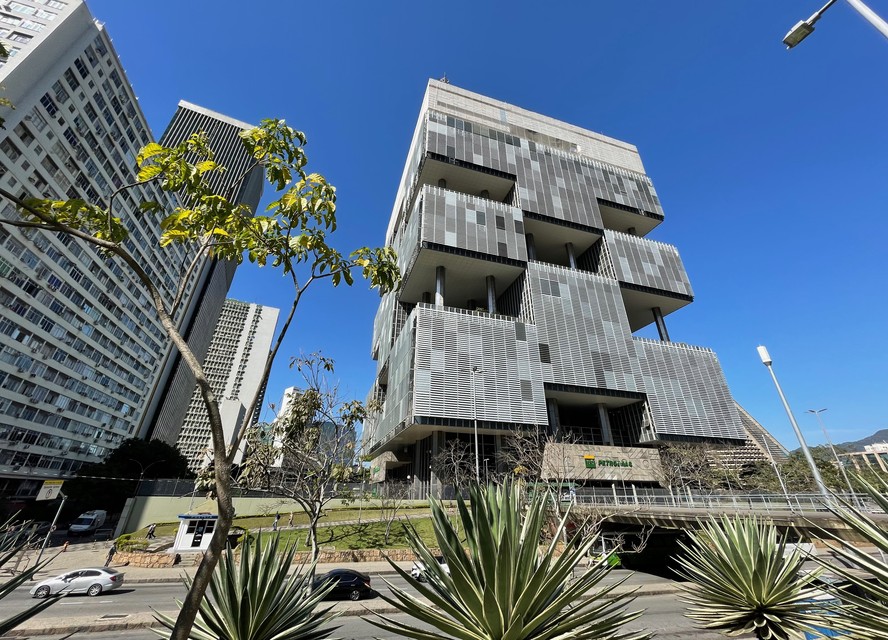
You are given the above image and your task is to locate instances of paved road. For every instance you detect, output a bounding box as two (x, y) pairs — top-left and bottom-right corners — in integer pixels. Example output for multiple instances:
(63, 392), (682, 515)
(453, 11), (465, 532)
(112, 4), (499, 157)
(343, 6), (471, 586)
(3, 575), (410, 620)
(24, 594), (726, 640)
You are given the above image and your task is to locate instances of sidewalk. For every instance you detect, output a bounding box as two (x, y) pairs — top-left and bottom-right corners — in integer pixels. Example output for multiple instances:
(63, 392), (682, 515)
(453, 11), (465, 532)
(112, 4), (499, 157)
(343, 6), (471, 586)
(10, 541), (681, 637)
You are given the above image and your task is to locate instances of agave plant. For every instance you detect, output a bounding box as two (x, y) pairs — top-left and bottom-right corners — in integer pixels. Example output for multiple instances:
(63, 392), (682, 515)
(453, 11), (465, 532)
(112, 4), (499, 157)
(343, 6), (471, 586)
(0, 517), (63, 634)
(155, 533), (338, 640)
(814, 475), (888, 640)
(674, 516), (827, 640)
(370, 481), (649, 640)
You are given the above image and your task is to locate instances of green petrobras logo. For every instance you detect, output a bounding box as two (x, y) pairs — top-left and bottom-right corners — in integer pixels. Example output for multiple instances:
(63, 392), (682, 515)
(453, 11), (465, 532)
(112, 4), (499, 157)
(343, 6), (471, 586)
(585, 454), (633, 469)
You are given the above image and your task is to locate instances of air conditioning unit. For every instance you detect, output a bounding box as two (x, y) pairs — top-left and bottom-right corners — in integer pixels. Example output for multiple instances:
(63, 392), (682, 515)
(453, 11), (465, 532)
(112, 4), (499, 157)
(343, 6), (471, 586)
(56, 407), (64, 413)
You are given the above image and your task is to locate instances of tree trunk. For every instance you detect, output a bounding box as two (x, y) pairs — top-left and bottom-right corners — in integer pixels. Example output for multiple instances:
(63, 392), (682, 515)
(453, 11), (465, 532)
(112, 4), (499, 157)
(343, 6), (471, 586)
(384, 518), (393, 545)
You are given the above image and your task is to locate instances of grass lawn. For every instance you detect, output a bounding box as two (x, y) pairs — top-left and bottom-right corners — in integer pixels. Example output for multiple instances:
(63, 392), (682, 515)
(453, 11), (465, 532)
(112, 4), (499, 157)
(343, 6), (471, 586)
(131, 506), (435, 540)
(274, 517), (440, 551)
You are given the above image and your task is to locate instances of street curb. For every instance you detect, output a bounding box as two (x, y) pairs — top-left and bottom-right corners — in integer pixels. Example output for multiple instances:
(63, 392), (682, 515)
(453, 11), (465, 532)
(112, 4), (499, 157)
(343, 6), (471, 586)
(6, 584), (682, 636)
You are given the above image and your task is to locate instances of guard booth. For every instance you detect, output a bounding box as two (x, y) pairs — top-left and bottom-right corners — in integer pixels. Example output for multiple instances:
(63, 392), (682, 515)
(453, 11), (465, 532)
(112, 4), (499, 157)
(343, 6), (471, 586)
(172, 513), (218, 552)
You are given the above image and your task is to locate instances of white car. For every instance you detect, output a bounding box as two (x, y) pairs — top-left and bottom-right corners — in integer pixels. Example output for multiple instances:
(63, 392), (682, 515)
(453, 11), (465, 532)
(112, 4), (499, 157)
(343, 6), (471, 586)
(410, 556), (450, 582)
(30, 567), (124, 598)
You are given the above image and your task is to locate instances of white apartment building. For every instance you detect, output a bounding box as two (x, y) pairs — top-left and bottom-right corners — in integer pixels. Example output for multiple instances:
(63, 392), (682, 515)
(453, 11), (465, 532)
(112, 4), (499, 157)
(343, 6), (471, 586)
(0, 0), (207, 496)
(176, 299), (278, 472)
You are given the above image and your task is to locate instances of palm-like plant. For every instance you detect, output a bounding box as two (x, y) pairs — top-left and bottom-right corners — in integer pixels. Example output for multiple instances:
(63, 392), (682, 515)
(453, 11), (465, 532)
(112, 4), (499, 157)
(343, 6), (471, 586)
(370, 481), (649, 640)
(0, 518), (63, 634)
(674, 516), (826, 640)
(814, 475), (888, 640)
(155, 533), (338, 640)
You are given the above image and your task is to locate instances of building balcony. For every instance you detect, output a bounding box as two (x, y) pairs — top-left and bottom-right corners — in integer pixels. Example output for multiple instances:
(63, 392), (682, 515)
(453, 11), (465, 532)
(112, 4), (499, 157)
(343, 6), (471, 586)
(366, 303), (549, 455)
(603, 230), (694, 331)
(394, 186), (527, 310)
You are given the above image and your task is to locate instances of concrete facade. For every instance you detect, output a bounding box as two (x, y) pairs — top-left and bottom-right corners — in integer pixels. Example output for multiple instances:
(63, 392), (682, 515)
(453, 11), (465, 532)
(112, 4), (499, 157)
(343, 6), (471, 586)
(365, 80), (747, 490)
(175, 299), (279, 471)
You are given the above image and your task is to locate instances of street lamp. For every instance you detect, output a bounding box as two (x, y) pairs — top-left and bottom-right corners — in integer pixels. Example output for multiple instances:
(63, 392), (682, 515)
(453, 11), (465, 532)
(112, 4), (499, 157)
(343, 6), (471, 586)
(783, 0), (888, 49)
(129, 458), (166, 490)
(757, 346), (831, 503)
(471, 366), (482, 483)
(806, 408), (858, 504)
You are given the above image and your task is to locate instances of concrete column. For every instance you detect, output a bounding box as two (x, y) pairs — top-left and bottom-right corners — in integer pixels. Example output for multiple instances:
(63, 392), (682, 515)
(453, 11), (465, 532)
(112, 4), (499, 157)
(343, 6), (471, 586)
(596, 403), (614, 446)
(565, 242), (577, 269)
(435, 266), (445, 306)
(486, 276), (497, 314)
(652, 307), (670, 342)
(546, 398), (561, 438)
(526, 233), (537, 261)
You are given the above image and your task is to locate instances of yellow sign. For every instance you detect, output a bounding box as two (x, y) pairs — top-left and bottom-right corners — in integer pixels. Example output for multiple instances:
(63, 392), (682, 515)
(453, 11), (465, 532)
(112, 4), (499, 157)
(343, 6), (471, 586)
(36, 479), (64, 501)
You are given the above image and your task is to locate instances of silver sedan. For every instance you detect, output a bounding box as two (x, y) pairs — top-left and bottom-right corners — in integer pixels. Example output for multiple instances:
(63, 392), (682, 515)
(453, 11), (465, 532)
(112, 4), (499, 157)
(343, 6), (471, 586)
(30, 567), (125, 598)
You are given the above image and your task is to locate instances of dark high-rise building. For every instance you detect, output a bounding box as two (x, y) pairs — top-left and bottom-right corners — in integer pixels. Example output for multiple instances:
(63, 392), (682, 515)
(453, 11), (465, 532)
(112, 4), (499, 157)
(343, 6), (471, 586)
(138, 101), (264, 445)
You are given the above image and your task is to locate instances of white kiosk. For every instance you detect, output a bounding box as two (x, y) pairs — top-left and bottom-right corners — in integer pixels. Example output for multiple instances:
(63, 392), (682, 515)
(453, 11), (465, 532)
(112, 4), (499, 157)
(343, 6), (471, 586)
(172, 513), (219, 552)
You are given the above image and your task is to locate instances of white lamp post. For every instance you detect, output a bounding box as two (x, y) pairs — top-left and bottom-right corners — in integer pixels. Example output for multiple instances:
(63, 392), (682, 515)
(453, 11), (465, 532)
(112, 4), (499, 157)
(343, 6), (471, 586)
(783, 0), (888, 48)
(471, 366), (482, 483)
(757, 346), (831, 503)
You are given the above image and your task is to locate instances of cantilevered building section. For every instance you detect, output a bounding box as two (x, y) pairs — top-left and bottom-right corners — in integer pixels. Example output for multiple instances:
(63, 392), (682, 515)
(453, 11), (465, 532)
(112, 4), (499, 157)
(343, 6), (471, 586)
(365, 80), (749, 490)
(176, 299), (278, 472)
(0, 0), (206, 496)
(139, 102), (264, 446)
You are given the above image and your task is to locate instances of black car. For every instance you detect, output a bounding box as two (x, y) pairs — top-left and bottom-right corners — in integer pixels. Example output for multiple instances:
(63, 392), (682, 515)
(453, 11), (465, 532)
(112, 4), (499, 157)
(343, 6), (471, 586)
(312, 569), (372, 601)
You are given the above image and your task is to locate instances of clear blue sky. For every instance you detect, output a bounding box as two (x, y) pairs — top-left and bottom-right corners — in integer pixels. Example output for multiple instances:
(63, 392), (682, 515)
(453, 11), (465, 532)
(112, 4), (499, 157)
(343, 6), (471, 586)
(87, 0), (888, 449)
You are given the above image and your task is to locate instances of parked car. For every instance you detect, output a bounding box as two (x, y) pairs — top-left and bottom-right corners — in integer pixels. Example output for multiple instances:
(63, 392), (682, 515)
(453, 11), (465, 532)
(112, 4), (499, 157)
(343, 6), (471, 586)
(312, 569), (372, 601)
(410, 556), (450, 582)
(30, 567), (124, 598)
(67, 510), (107, 537)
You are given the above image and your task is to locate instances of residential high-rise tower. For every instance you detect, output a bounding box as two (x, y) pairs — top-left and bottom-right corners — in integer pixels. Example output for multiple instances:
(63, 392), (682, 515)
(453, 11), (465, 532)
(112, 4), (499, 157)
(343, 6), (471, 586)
(0, 1), (252, 496)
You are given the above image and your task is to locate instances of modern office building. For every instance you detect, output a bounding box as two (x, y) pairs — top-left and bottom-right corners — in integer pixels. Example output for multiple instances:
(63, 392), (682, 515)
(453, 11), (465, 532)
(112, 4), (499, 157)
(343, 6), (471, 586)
(175, 299), (278, 471)
(364, 80), (750, 490)
(0, 1), (246, 497)
(139, 102), (264, 446)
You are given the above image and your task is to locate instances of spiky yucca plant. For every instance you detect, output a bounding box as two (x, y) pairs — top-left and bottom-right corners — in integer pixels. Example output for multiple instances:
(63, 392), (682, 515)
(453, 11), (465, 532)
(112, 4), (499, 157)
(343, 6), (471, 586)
(155, 533), (338, 640)
(0, 518), (63, 634)
(815, 475), (888, 640)
(370, 481), (649, 640)
(675, 516), (826, 640)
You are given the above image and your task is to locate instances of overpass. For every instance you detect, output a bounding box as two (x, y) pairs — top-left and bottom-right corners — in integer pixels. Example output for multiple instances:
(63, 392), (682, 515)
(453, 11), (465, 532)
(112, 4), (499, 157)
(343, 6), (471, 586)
(570, 488), (886, 544)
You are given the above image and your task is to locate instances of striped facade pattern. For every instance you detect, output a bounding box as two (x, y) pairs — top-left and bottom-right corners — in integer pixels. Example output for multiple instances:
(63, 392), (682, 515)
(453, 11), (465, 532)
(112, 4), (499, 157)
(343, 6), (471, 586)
(634, 338), (744, 440)
(420, 186), (527, 261)
(605, 230), (693, 297)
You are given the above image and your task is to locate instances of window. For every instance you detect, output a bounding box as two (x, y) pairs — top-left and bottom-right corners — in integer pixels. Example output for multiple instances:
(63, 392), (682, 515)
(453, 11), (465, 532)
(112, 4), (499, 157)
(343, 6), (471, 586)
(0, 14), (22, 26)
(8, 3), (36, 16)
(7, 31), (31, 43)
(52, 80), (69, 104)
(74, 58), (88, 78)
(63, 68), (79, 90)
(13, 122), (35, 146)
(20, 19), (44, 32)
(40, 93), (58, 116)
(0, 139), (21, 161)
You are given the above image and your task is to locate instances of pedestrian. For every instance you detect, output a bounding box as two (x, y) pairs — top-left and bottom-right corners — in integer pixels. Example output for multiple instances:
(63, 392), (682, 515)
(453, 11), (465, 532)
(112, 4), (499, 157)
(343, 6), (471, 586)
(272, 512), (280, 531)
(62, 540), (69, 552)
(104, 543), (116, 567)
(146, 523), (156, 540)
(287, 512), (294, 527)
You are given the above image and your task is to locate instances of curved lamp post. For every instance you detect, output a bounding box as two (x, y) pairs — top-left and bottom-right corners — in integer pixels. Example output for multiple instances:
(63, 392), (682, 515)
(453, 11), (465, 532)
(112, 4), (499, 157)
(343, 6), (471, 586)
(784, 0), (888, 48)
(757, 346), (831, 503)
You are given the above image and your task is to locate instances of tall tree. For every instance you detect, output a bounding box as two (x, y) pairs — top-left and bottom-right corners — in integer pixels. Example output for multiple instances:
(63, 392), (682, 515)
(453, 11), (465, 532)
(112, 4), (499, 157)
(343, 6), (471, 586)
(237, 354), (362, 570)
(0, 123), (399, 640)
(64, 438), (193, 516)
